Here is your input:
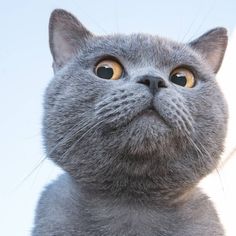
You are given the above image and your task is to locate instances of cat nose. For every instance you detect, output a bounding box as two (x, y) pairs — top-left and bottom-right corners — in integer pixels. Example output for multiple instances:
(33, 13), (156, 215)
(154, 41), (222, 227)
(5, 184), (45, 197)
(136, 75), (167, 95)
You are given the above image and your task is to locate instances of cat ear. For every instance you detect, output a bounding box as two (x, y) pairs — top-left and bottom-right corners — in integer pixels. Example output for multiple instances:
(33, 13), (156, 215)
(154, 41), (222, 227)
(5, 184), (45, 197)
(49, 9), (93, 72)
(189, 27), (228, 73)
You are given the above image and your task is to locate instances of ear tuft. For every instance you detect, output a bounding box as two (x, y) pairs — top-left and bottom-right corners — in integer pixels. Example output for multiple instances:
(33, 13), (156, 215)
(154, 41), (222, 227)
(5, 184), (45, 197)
(189, 27), (228, 73)
(49, 9), (92, 72)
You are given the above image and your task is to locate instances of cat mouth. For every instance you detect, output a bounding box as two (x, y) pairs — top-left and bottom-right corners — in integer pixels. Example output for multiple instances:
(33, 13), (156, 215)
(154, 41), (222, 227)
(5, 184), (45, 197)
(140, 106), (158, 115)
(138, 106), (161, 118)
(108, 106), (165, 132)
(133, 105), (167, 125)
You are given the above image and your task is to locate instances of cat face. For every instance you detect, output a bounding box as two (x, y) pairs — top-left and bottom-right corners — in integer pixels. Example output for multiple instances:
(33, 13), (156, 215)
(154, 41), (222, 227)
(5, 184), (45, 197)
(43, 9), (228, 194)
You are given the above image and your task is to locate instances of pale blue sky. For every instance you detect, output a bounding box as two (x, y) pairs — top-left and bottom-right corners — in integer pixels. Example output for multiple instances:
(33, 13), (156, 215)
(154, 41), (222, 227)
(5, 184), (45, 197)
(0, 1), (235, 235)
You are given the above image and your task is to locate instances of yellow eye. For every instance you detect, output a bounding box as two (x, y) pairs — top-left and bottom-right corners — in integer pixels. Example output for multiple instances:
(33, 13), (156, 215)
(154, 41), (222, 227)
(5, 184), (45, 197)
(170, 68), (195, 88)
(95, 59), (123, 80)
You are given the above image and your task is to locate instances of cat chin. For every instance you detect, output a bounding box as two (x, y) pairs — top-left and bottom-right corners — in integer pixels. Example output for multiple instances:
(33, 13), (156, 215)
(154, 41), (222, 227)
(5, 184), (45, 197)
(117, 112), (174, 155)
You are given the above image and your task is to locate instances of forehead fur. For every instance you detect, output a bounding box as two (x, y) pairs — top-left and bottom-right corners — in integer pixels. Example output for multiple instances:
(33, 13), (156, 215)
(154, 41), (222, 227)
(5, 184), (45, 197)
(76, 33), (206, 74)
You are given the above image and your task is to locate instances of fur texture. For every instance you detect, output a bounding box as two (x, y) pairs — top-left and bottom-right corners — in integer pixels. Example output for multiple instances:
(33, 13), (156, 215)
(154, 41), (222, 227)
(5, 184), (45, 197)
(33, 9), (228, 236)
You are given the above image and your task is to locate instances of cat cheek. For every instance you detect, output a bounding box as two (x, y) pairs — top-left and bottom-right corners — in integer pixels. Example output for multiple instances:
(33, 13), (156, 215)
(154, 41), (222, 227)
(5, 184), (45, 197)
(94, 86), (152, 128)
(154, 91), (195, 135)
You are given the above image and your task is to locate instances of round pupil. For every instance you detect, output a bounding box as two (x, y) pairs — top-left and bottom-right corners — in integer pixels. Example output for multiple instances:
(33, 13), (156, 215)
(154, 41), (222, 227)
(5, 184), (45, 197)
(97, 66), (114, 79)
(171, 73), (187, 86)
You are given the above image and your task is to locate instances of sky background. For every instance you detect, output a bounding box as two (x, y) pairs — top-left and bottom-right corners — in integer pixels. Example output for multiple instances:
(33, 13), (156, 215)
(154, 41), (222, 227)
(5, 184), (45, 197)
(0, 1), (235, 235)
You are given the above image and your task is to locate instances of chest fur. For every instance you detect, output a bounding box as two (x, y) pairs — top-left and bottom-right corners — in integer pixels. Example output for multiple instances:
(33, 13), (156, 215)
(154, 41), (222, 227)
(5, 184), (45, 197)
(79, 202), (180, 236)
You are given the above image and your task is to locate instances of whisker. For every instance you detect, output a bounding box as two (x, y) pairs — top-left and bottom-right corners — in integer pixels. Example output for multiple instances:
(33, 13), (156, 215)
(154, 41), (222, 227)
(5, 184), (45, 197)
(47, 118), (93, 158)
(186, 0), (218, 43)
(185, 132), (224, 189)
(185, 132), (226, 195)
(57, 119), (105, 163)
(13, 118), (93, 189)
(195, 137), (226, 192)
(71, 0), (108, 34)
(216, 167), (225, 192)
(180, 4), (203, 42)
(184, 133), (210, 169)
(11, 157), (47, 192)
(113, 0), (120, 33)
(219, 146), (236, 168)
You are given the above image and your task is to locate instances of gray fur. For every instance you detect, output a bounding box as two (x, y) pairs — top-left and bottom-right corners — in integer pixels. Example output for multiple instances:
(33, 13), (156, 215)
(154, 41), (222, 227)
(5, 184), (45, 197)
(32, 9), (228, 236)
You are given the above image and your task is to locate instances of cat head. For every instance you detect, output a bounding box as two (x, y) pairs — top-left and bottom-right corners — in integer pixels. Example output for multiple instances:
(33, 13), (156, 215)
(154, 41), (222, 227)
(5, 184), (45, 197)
(44, 9), (228, 199)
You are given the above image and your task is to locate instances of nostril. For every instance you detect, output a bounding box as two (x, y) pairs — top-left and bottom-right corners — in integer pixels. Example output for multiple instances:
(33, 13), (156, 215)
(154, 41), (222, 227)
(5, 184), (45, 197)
(138, 79), (150, 87)
(137, 76), (167, 88)
(158, 80), (167, 88)
(136, 75), (167, 95)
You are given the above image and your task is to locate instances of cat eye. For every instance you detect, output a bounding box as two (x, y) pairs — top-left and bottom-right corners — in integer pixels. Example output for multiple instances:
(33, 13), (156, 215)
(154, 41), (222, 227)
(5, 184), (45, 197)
(170, 68), (195, 88)
(95, 59), (123, 80)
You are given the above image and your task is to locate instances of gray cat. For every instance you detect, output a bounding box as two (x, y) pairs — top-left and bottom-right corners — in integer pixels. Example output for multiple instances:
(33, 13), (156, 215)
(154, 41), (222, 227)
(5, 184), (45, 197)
(32, 9), (228, 236)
